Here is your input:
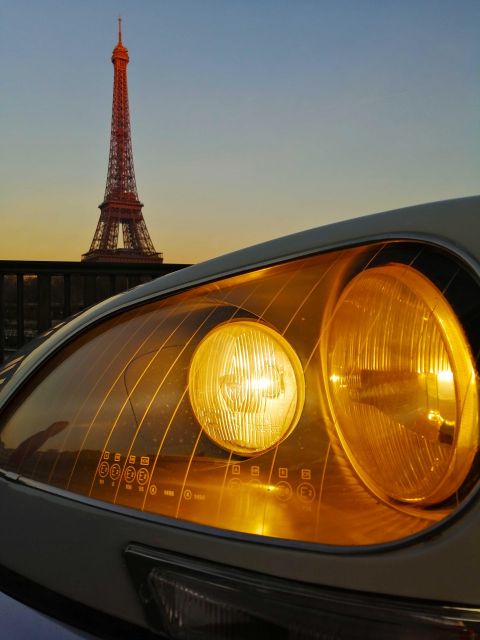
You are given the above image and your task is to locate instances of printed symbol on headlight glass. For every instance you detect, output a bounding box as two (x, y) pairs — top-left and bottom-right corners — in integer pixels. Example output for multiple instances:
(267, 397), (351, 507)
(301, 468), (311, 480)
(228, 478), (241, 490)
(183, 489), (193, 500)
(136, 467), (149, 485)
(251, 466), (260, 477)
(114, 452), (121, 462)
(124, 466), (136, 483)
(232, 464), (240, 475)
(278, 467), (288, 478)
(110, 463), (121, 481)
(297, 482), (316, 503)
(274, 481), (292, 501)
(98, 461), (109, 478)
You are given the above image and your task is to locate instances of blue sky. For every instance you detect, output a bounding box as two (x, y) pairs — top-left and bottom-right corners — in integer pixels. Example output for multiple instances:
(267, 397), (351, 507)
(1, 0), (478, 263)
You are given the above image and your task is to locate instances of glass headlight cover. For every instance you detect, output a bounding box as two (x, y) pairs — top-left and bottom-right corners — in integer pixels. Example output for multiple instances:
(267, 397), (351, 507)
(325, 264), (479, 505)
(188, 321), (305, 455)
(0, 241), (478, 547)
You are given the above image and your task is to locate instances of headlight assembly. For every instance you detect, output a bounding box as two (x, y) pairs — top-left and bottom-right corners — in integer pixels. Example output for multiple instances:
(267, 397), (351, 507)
(0, 240), (478, 548)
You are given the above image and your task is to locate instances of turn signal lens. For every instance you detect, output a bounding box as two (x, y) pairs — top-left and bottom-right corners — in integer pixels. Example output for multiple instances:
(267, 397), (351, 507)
(126, 546), (480, 640)
(189, 321), (305, 455)
(326, 264), (478, 505)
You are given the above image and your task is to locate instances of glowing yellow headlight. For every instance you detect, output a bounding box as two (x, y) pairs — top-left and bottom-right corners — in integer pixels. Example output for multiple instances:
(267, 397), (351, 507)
(189, 320), (305, 455)
(325, 264), (478, 505)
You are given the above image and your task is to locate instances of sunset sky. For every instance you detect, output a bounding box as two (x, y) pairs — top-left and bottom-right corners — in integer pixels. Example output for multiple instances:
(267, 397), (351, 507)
(1, 1), (479, 264)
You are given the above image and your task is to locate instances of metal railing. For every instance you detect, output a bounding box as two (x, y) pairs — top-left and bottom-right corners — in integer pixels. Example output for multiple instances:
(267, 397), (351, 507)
(0, 260), (189, 362)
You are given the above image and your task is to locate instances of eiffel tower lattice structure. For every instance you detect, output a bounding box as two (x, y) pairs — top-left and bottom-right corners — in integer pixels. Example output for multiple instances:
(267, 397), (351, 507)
(82, 18), (162, 263)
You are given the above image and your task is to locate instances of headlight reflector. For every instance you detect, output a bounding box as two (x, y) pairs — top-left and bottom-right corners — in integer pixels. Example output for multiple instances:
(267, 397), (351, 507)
(189, 321), (305, 455)
(326, 264), (478, 505)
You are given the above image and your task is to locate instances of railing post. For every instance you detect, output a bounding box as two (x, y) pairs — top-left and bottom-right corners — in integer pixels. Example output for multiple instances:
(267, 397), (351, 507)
(109, 274), (116, 297)
(16, 274), (24, 349)
(84, 274), (96, 307)
(37, 275), (52, 332)
(63, 274), (71, 318)
(128, 274), (141, 288)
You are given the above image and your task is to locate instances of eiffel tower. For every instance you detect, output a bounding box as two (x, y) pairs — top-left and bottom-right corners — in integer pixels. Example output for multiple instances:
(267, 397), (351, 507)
(82, 18), (162, 263)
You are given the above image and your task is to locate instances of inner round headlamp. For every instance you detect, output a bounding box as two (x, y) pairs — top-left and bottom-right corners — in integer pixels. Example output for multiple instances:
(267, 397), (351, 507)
(189, 320), (305, 455)
(325, 263), (478, 505)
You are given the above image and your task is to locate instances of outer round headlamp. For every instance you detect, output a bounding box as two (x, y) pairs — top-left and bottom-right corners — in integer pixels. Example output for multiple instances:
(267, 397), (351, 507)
(325, 263), (478, 505)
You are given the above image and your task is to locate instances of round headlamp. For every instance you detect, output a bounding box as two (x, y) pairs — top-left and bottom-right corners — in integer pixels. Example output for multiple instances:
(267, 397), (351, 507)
(325, 264), (478, 505)
(189, 320), (305, 455)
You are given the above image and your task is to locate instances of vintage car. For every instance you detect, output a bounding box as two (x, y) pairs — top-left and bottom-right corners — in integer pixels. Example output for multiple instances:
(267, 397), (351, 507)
(0, 196), (479, 639)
